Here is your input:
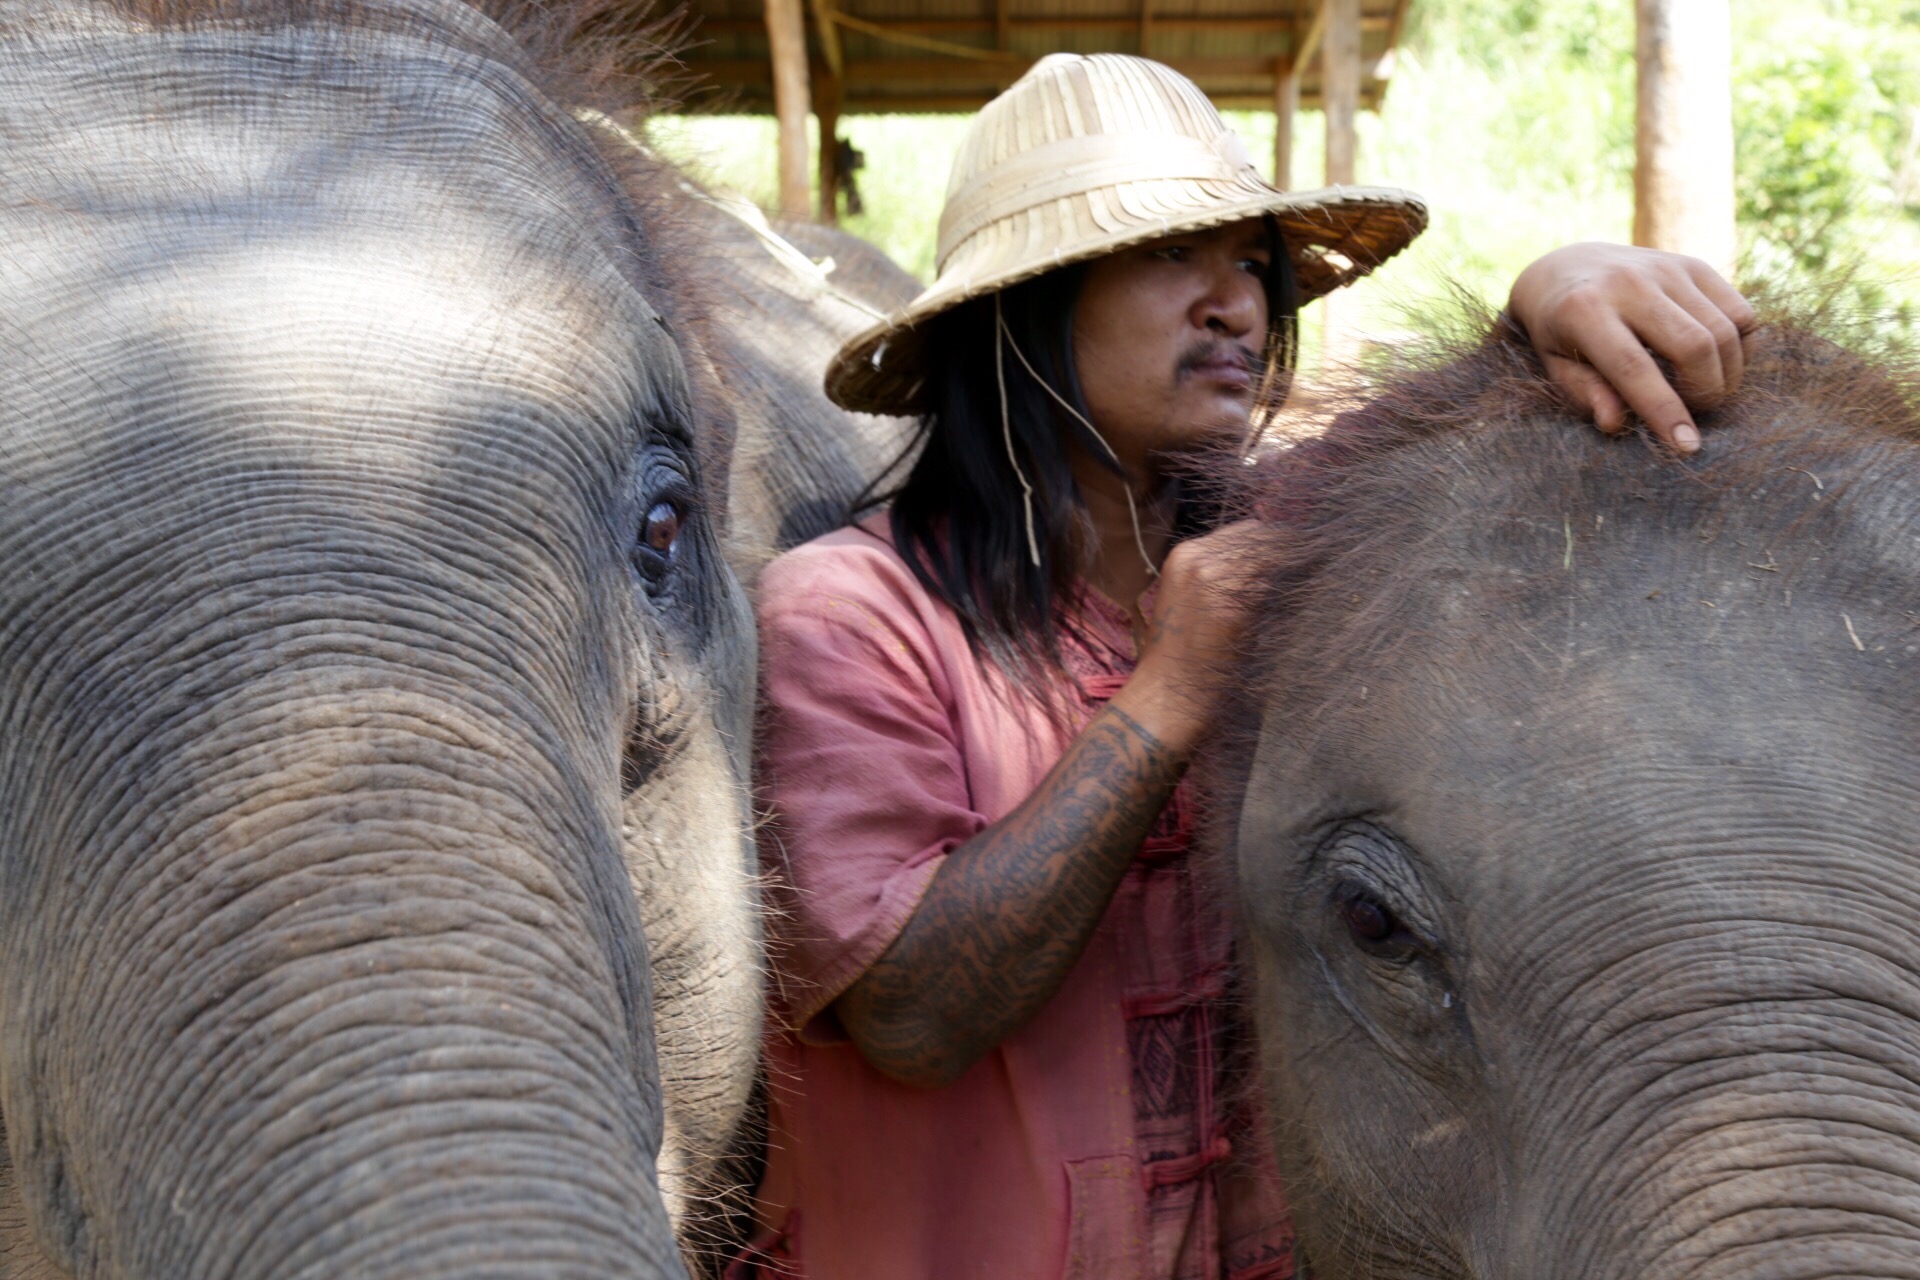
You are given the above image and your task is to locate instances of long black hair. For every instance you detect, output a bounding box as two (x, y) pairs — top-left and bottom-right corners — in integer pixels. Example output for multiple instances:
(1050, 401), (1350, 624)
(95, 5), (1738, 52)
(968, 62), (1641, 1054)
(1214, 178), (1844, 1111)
(856, 220), (1301, 693)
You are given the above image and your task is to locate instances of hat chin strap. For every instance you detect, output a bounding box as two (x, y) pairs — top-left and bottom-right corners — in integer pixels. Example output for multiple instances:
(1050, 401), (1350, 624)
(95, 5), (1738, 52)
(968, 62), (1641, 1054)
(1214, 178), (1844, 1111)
(994, 296), (1158, 581)
(993, 293), (1044, 569)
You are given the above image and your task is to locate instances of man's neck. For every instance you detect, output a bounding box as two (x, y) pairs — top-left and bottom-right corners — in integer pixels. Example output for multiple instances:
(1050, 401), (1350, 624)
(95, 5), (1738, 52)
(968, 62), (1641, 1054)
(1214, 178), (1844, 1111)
(1068, 447), (1173, 627)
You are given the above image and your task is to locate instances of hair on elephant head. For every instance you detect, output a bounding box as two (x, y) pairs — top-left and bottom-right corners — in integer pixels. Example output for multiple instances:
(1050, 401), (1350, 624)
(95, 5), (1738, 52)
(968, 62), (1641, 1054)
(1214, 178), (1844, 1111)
(1208, 319), (1920, 1280)
(0, 1), (877, 1275)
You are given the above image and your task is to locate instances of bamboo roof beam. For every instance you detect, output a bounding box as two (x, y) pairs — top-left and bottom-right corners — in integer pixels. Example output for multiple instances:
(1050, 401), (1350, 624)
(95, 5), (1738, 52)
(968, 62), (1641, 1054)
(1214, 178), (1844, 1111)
(1293, 1), (1327, 78)
(681, 2), (1404, 119)
(807, 0), (845, 79)
(699, 55), (1353, 85)
(697, 15), (1394, 38)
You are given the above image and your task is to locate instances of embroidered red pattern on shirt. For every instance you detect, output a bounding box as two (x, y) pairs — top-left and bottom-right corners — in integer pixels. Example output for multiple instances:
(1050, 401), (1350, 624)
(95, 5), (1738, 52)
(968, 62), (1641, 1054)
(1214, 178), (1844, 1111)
(1071, 616), (1294, 1280)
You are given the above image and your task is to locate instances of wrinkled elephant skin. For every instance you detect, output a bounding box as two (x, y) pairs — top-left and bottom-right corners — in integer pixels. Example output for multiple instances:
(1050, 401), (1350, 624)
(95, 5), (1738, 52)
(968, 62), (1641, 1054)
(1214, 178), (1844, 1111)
(0, 3), (767, 1276)
(1222, 332), (1920, 1280)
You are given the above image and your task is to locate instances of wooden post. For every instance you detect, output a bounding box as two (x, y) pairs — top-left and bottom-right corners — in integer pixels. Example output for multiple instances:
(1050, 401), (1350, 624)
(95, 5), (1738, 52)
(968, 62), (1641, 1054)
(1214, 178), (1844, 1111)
(1139, 0), (1154, 57)
(1320, 0), (1361, 367)
(1273, 56), (1298, 191)
(1322, 0), (1359, 186)
(807, 0), (844, 224)
(817, 68), (842, 225)
(764, 0), (812, 218)
(1634, 0), (1736, 277)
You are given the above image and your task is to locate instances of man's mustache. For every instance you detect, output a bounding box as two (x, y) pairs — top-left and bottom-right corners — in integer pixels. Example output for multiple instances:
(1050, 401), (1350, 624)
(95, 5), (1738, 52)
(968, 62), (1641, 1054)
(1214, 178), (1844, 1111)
(1176, 341), (1263, 378)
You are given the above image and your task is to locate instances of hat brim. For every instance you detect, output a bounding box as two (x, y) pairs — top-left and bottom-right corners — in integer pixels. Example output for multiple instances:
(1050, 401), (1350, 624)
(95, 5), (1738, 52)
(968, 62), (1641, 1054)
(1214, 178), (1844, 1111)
(826, 184), (1428, 417)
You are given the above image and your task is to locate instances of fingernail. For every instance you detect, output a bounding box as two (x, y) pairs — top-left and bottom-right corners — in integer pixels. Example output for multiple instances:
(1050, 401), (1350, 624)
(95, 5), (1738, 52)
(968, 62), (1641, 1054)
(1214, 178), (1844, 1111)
(1673, 423), (1701, 453)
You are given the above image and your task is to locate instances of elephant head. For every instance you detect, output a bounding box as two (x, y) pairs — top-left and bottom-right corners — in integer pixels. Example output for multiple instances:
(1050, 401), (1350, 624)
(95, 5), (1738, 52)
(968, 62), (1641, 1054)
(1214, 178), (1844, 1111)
(0, 1), (775, 1274)
(1216, 326), (1920, 1279)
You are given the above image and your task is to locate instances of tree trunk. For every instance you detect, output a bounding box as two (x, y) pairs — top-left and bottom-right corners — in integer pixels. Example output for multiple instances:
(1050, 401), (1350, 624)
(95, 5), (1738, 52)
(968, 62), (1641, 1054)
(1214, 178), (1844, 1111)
(1634, 0), (1736, 278)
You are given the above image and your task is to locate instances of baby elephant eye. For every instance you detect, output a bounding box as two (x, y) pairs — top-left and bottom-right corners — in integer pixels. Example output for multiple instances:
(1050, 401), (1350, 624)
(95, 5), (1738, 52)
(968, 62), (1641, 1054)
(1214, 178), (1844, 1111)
(1341, 892), (1398, 946)
(642, 501), (682, 556)
(634, 499), (686, 588)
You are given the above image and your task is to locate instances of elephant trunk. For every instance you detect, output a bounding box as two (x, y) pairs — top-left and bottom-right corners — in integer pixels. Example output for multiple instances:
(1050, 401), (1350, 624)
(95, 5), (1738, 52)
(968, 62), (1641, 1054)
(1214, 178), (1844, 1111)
(623, 710), (764, 1237)
(2, 650), (682, 1278)
(1516, 934), (1920, 1280)
(1545, 1107), (1920, 1280)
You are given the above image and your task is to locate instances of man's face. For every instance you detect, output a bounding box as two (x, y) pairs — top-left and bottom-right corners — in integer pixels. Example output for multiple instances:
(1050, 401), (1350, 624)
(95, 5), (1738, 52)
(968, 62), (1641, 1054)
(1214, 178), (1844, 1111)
(1071, 217), (1273, 466)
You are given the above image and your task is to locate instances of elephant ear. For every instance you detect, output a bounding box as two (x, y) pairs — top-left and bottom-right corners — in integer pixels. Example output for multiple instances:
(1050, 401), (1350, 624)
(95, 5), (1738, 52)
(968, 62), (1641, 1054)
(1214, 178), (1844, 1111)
(0, 1113), (64, 1280)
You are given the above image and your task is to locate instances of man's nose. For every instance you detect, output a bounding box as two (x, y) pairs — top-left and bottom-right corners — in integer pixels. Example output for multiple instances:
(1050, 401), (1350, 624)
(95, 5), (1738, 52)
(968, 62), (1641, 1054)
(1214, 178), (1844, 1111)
(1196, 271), (1262, 338)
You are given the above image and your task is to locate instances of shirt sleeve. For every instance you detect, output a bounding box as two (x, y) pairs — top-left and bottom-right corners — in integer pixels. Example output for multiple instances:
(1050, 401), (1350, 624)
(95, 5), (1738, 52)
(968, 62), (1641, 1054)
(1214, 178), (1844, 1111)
(754, 539), (987, 1042)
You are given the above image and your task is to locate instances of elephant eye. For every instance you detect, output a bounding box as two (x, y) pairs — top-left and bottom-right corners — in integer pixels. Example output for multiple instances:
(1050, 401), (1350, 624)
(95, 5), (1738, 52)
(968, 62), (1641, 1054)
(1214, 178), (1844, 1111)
(643, 501), (682, 554)
(634, 499), (685, 585)
(1340, 891), (1400, 947)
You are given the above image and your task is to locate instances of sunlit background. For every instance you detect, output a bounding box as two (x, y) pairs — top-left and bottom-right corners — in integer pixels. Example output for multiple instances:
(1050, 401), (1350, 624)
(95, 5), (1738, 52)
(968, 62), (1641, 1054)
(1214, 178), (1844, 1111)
(648, 0), (1920, 372)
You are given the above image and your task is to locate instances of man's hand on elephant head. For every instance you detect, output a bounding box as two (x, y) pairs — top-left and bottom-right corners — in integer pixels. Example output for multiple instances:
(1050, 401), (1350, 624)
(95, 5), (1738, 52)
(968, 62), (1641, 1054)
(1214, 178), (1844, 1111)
(1508, 241), (1757, 454)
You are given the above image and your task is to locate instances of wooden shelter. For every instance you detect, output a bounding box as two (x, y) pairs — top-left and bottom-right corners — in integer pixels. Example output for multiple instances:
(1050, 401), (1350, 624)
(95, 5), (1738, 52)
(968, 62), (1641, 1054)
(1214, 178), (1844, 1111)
(675, 0), (1412, 220)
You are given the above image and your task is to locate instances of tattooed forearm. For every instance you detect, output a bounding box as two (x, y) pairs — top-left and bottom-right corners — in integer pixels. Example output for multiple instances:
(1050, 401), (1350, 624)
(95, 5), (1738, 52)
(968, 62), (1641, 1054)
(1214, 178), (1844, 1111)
(835, 703), (1183, 1088)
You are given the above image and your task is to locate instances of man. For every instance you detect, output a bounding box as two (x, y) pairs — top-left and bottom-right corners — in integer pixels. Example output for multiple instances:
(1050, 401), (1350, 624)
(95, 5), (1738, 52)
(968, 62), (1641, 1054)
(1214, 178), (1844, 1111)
(740, 53), (1753, 1279)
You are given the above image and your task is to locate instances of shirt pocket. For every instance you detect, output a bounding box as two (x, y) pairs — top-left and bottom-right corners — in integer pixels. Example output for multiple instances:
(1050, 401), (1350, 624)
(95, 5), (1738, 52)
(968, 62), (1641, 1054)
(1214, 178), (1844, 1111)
(1060, 1154), (1148, 1280)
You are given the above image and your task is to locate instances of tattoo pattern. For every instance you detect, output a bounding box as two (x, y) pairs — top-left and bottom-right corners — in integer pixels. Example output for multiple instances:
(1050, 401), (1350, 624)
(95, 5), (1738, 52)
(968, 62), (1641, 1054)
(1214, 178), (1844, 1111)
(836, 700), (1182, 1082)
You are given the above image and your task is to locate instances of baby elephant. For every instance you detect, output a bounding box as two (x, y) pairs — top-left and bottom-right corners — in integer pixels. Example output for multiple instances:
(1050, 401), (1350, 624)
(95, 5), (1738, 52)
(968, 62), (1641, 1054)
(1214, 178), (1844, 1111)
(1219, 325), (1920, 1280)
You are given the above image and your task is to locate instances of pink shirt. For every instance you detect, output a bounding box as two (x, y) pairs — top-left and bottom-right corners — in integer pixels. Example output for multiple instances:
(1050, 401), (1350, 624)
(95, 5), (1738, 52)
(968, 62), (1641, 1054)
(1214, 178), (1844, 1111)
(741, 521), (1293, 1280)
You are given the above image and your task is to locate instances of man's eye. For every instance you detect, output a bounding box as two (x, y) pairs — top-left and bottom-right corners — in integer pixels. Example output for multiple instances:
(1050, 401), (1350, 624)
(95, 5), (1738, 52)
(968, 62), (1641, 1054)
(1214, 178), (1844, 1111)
(1152, 245), (1192, 262)
(1240, 257), (1271, 274)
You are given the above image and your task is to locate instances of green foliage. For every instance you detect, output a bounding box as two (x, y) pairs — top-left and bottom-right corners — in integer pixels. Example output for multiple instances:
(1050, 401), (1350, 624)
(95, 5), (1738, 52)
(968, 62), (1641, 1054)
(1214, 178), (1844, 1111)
(1730, 0), (1920, 331)
(1737, 47), (1886, 271)
(649, 0), (1920, 364)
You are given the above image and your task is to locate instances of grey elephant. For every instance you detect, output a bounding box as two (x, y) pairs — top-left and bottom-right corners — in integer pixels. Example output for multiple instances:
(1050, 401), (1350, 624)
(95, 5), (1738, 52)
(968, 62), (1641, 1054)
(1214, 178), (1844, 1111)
(697, 206), (918, 586)
(1216, 325), (1920, 1278)
(635, 189), (917, 1267)
(0, 1), (897, 1276)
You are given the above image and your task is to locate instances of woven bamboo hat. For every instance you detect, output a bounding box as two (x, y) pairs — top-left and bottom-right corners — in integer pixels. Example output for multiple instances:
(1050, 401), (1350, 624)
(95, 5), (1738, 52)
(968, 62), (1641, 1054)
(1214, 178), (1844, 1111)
(825, 53), (1429, 416)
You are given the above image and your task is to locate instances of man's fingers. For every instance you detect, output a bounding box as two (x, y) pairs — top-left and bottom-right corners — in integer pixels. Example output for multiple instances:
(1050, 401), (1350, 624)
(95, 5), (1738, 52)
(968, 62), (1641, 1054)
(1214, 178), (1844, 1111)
(1570, 316), (1701, 453)
(1687, 257), (1758, 336)
(1661, 281), (1751, 406)
(1510, 245), (1756, 455)
(1169, 519), (1276, 597)
(1543, 354), (1628, 434)
(1626, 292), (1731, 413)
(1677, 256), (1758, 401)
